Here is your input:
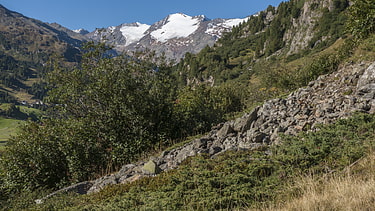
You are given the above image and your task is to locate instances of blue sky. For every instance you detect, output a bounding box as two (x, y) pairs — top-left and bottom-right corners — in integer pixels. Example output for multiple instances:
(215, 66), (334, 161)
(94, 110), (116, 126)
(1, 0), (285, 31)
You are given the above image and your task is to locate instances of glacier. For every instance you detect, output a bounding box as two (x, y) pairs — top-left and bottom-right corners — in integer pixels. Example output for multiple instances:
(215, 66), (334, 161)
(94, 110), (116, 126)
(120, 22), (150, 46)
(150, 13), (200, 42)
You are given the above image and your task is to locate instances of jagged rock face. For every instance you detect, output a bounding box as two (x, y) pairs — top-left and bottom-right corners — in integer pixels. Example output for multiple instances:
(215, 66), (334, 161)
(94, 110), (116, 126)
(356, 62), (375, 101)
(86, 13), (248, 60)
(38, 61), (374, 199)
(284, 0), (326, 55)
(283, 0), (347, 55)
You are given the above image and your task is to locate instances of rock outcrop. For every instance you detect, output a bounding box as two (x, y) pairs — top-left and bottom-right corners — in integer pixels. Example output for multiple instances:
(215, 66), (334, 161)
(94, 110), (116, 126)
(36, 61), (375, 202)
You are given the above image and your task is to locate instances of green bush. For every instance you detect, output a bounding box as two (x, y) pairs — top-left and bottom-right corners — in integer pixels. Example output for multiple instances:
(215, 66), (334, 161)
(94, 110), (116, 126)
(172, 84), (244, 137)
(347, 0), (375, 40)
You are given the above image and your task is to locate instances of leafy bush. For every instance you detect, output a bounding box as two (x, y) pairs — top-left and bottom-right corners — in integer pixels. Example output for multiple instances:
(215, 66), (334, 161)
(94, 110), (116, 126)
(347, 0), (375, 40)
(172, 84), (244, 137)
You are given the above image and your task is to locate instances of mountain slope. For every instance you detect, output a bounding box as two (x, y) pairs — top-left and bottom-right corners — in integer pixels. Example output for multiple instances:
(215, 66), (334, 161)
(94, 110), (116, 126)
(0, 4), (84, 62)
(0, 5), (248, 103)
(174, 0), (349, 87)
(0, 4), (85, 103)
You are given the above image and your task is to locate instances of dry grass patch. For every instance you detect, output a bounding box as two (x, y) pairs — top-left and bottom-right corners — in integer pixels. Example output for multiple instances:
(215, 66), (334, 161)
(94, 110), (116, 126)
(265, 152), (375, 211)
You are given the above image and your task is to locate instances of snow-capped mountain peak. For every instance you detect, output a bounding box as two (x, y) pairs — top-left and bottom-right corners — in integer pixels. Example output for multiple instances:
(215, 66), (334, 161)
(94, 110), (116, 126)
(150, 13), (201, 43)
(73, 28), (89, 35)
(87, 13), (249, 60)
(120, 22), (150, 46)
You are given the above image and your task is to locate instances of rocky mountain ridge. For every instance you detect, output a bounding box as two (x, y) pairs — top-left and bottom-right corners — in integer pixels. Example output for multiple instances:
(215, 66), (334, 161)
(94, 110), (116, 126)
(86, 13), (248, 60)
(36, 60), (375, 202)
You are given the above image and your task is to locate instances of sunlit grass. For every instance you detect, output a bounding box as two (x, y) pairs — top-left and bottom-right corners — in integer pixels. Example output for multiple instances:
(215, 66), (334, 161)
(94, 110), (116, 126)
(0, 117), (22, 151)
(264, 152), (375, 211)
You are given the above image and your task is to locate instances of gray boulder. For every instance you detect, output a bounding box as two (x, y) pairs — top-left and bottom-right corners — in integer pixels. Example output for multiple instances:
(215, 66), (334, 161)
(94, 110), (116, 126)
(142, 160), (162, 175)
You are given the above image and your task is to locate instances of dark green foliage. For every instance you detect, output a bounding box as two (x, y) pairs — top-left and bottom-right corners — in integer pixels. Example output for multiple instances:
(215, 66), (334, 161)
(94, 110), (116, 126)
(0, 53), (35, 89)
(172, 84), (244, 137)
(0, 91), (16, 103)
(0, 43), (175, 194)
(27, 81), (48, 100)
(273, 113), (375, 174)
(0, 103), (22, 119)
(1, 121), (70, 192)
(347, 0), (375, 40)
(46, 42), (177, 166)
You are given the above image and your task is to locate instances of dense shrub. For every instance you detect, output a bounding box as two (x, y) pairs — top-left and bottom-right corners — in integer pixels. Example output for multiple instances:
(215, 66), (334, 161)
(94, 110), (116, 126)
(172, 84), (244, 137)
(347, 0), (375, 40)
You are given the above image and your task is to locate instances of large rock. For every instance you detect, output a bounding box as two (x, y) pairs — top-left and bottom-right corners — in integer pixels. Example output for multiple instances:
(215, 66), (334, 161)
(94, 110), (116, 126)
(142, 160), (162, 175)
(246, 128), (268, 143)
(35, 181), (93, 204)
(233, 107), (259, 132)
(216, 122), (234, 138)
(87, 175), (118, 194)
(356, 62), (375, 101)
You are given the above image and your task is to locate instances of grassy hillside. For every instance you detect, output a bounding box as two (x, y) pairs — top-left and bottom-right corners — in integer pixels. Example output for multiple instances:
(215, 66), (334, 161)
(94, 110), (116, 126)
(0, 103), (44, 152)
(267, 153), (375, 210)
(0, 117), (21, 151)
(0, 4), (82, 103)
(5, 113), (373, 210)
(172, 0), (352, 115)
(0, 117), (20, 140)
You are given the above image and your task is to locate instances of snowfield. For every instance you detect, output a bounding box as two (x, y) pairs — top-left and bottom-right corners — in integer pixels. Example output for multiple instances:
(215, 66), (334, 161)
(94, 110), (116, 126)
(151, 13), (200, 42)
(120, 23), (150, 46)
(224, 18), (248, 27)
(205, 17), (248, 37)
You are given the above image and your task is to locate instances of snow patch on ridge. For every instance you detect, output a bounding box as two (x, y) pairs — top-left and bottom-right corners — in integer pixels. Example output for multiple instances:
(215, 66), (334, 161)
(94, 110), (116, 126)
(108, 26), (116, 33)
(120, 22), (150, 46)
(205, 17), (249, 37)
(151, 13), (200, 43)
(73, 29), (83, 33)
(224, 18), (248, 27)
